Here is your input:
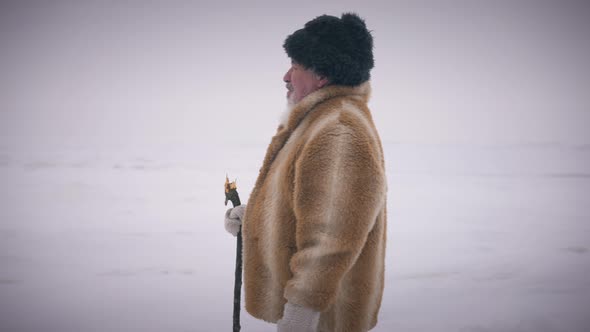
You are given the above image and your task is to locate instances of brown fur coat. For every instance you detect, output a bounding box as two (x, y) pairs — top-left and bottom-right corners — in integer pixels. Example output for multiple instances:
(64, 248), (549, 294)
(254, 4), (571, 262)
(242, 82), (387, 332)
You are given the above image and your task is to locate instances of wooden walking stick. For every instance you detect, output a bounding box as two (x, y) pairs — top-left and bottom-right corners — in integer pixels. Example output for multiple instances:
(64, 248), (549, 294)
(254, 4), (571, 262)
(224, 176), (242, 332)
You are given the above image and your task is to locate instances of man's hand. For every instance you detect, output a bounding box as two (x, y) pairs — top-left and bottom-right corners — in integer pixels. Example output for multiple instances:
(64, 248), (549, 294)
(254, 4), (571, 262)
(277, 302), (320, 332)
(224, 205), (246, 237)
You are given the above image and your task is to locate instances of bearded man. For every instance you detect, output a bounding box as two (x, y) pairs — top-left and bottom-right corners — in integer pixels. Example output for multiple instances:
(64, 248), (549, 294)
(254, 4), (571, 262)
(224, 13), (387, 332)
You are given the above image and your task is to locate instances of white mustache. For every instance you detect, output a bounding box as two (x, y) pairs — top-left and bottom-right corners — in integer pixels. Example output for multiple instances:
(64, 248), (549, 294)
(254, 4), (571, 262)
(286, 84), (293, 91)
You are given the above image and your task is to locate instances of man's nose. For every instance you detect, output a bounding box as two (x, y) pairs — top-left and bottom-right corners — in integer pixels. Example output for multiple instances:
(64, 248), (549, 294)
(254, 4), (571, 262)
(283, 68), (292, 82)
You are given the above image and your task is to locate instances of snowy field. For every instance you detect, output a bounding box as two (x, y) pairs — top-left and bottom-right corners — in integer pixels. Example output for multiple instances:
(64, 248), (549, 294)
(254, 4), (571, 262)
(2, 1), (589, 331)
(1, 142), (589, 332)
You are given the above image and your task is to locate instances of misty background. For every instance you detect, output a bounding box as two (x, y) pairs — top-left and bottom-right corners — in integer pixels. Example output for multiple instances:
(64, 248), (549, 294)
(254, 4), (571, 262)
(1, 1), (589, 331)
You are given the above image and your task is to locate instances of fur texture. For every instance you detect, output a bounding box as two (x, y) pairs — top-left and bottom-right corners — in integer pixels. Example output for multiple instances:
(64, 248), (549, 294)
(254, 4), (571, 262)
(242, 82), (387, 332)
(283, 13), (374, 87)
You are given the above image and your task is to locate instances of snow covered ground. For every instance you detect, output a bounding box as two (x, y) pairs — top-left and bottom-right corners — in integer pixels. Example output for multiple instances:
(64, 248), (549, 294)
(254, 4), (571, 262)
(1, 142), (589, 332)
(1, 2), (589, 331)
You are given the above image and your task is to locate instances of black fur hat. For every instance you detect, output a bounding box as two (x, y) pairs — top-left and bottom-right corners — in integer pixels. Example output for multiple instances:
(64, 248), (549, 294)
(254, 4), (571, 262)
(283, 13), (374, 87)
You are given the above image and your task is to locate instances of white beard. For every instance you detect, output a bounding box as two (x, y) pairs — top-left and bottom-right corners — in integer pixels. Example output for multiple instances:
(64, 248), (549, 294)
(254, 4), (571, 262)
(279, 95), (296, 127)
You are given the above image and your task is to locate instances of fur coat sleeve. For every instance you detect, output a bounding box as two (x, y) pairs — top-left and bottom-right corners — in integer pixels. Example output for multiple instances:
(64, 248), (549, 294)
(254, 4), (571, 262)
(285, 111), (386, 311)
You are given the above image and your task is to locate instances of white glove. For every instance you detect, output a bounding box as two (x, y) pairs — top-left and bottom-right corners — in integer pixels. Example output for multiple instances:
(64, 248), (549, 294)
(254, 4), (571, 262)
(277, 302), (320, 332)
(224, 205), (246, 237)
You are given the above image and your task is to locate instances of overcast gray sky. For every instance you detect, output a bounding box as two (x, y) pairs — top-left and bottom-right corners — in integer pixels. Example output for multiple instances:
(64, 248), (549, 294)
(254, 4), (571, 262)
(1, 0), (589, 151)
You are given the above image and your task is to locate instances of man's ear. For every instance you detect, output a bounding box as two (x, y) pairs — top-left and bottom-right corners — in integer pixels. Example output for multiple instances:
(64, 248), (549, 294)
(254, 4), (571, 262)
(317, 76), (329, 88)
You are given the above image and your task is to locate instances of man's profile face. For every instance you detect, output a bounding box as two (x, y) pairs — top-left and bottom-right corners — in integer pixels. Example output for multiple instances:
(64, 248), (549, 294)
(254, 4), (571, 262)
(283, 61), (328, 105)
